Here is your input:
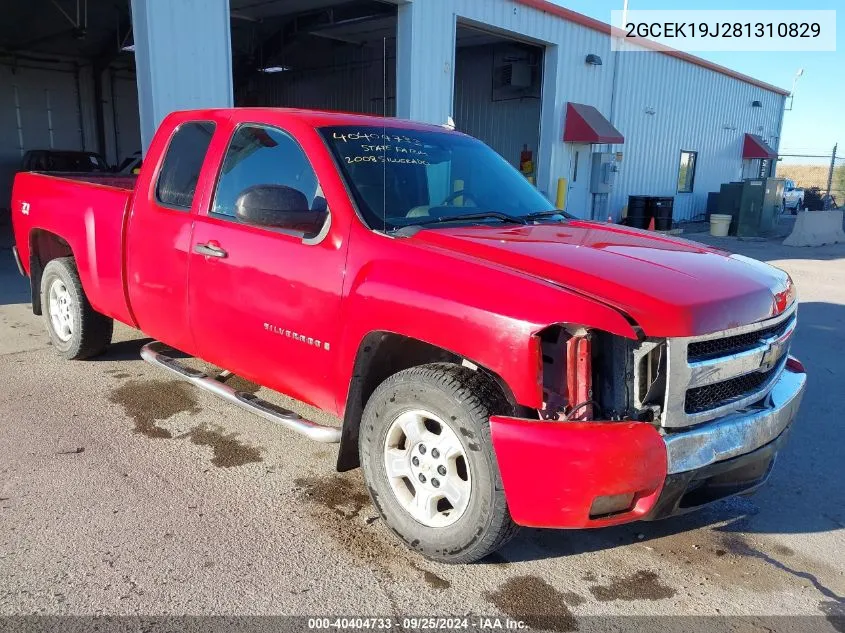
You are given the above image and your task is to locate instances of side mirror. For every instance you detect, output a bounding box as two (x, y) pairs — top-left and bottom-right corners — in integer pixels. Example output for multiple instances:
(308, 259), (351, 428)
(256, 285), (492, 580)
(235, 184), (326, 235)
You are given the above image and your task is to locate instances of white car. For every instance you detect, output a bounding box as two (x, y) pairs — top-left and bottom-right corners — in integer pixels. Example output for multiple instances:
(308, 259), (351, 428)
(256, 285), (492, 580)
(783, 179), (805, 212)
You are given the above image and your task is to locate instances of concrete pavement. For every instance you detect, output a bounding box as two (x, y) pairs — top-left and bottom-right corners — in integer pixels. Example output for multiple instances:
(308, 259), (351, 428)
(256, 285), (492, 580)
(1, 219), (844, 630)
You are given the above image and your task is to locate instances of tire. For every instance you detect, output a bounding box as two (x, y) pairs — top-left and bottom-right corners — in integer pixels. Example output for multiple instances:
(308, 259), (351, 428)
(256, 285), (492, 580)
(359, 363), (519, 564)
(41, 257), (113, 359)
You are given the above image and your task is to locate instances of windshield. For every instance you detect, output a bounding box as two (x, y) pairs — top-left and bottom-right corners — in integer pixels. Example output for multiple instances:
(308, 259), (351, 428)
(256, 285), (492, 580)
(320, 125), (556, 231)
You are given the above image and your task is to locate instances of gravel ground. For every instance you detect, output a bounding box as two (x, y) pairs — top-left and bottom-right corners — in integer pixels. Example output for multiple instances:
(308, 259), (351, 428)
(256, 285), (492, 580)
(1, 218), (844, 631)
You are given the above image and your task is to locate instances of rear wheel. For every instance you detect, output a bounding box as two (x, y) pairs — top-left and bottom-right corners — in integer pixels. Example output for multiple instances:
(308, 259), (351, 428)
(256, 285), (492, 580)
(41, 257), (113, 359)
(359, 363), (518, 563)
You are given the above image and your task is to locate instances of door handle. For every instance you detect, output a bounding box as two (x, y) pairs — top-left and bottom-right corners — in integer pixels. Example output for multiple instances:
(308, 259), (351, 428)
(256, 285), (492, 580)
(194, 242), (227, 258)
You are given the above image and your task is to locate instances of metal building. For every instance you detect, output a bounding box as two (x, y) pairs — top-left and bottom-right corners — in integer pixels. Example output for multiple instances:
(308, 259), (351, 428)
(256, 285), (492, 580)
(1, 0), (787, 223)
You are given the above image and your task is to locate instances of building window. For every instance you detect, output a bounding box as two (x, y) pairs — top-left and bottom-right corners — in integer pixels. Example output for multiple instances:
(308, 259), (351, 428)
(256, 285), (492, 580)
(677, 150), (697, 193)
(155, 121), (216, 209)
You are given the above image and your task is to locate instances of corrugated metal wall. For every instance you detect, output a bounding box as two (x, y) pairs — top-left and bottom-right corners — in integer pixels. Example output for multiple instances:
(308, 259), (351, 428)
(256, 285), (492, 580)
(405, 0), (618, 199)
(1, 0), (786, 222)
(131, 0), (233, 151)
(609, 48), (785, 222)
(396, 0), (455, 124)
(453, 44), (541, 169)
(454, 0), (614, 112)
(0, 60), (98, 209)
(0, 56), (140, 208)
(241, 38), (395, 116)
(402, 0), (786, 220)
(103, 70), (142, 165)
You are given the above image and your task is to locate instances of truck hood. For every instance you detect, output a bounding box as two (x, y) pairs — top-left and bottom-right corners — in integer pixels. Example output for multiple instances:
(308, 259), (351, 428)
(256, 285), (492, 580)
(409, 221), (793, 337)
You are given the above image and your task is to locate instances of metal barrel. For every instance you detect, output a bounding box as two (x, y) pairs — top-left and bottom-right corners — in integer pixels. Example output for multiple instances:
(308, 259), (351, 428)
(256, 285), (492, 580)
(650, 196), (675, 231)
(626, 195), (652, 229)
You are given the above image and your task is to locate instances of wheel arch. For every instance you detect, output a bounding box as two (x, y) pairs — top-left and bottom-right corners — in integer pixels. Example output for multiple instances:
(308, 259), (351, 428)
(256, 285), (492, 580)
(336, 331), (519, 472)
(28, 229), (74, 315)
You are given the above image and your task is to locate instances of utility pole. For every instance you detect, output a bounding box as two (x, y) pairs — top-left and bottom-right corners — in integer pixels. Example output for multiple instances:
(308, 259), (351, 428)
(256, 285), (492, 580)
(827, 143), (837, 197)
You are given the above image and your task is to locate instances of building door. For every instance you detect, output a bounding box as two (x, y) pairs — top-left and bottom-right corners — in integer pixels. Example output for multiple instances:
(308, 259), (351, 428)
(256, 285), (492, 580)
(453, 26), (543, 174)
(566, 144), (591, 218)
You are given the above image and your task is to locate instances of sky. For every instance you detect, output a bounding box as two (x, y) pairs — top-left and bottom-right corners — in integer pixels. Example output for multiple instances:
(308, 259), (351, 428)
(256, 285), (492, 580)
(551, 0), (842, 156)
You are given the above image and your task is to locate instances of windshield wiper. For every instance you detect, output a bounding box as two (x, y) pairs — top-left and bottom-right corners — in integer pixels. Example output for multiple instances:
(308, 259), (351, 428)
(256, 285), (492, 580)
(414, 211), (528, 226)
(524, 209), (574, 221)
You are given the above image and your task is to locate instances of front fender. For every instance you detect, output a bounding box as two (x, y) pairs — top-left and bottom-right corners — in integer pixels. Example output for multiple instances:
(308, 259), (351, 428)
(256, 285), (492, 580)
(335, 231), (639, 411)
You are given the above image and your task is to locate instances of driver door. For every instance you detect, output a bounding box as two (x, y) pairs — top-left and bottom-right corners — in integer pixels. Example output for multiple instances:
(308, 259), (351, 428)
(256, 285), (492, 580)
(188, 123), (346, 411)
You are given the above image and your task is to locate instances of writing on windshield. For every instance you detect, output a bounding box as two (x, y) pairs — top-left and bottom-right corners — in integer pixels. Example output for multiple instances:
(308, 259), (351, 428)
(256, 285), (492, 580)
(331, 131), (431, 166)
(320, 125), (555, 231)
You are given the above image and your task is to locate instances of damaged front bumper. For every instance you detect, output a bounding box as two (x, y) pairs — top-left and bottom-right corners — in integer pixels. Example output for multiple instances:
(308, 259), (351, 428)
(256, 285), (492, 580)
(489, 359), (807, 529)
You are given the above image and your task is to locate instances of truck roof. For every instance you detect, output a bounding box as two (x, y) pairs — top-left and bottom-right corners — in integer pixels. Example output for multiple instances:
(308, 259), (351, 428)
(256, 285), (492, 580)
(168, 107), (460, 134)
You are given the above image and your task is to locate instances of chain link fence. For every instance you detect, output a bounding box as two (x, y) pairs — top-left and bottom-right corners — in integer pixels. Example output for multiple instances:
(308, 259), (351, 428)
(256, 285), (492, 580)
(776, 146), (842, 210)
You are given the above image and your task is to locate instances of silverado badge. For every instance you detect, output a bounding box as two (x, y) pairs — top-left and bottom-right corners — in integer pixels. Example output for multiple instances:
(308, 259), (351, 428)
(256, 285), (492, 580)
(264, 322), (330, 351)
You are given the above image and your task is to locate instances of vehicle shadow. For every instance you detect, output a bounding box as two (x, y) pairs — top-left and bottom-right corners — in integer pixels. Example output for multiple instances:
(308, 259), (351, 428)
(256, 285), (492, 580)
(499, 500), (757, 563)
(498, 299), (845, 562)
(0, 260), (30, 306)
(89, 336), (155, 361)
(0, 221), (30, 306)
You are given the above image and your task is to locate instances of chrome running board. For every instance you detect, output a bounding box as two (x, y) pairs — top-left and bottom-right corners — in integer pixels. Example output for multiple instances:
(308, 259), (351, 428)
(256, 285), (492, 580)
(140, 341), (341, 443)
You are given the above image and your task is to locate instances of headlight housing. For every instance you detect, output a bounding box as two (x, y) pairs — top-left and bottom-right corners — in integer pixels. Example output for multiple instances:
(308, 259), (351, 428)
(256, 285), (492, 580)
(539, 326), (666, 422)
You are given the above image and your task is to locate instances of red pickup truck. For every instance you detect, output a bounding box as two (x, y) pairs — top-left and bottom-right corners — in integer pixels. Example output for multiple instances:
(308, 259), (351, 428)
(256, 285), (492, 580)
(10, 108), (806, 563)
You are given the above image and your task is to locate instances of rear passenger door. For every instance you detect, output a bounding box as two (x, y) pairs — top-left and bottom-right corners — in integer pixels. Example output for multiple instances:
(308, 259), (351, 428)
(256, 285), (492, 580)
(188, 123), (346, 412)
(125, 121), (216, 354)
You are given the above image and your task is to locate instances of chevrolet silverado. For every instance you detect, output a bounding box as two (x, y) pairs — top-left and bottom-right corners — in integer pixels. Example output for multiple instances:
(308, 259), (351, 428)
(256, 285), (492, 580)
(10, 108), (806, 563)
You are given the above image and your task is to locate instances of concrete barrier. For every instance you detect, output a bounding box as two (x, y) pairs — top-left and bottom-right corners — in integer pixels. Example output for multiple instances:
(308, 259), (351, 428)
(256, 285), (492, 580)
(783, 209), (845, 247)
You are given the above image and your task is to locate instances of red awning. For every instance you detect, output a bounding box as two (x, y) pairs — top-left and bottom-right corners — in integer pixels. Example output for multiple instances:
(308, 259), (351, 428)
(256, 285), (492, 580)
(563, 102), (624, 144)
(743, 133), (777, 159)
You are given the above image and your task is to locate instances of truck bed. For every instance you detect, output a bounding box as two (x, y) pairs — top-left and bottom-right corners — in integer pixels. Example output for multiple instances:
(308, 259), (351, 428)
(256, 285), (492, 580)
(11, 171), (137, 327)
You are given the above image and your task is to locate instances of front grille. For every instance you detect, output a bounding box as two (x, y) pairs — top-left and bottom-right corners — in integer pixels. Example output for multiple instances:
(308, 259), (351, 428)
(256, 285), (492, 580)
(684, 365), (778, 414)
(664, 306), (797, 427)
(688, 317), (793, 361)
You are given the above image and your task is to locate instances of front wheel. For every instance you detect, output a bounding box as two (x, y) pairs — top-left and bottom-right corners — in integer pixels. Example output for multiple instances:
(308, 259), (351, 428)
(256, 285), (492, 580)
(41, 257), (113, 359)
(359, 363), (518, 564)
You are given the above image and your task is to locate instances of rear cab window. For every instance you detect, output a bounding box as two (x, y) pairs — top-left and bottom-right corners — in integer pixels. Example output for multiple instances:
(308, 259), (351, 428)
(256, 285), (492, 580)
(155, 121), (216, 210)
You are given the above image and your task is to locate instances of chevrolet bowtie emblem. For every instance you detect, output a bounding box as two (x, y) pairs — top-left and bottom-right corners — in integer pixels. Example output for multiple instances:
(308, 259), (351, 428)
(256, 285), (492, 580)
(760, 336), (787, 371)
